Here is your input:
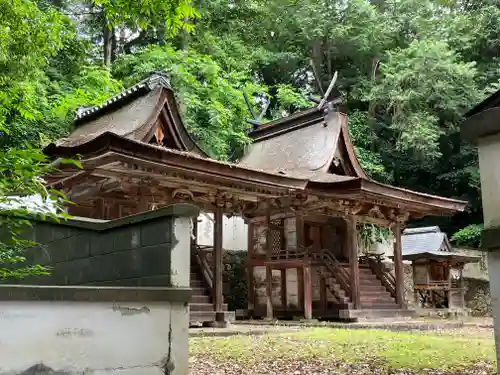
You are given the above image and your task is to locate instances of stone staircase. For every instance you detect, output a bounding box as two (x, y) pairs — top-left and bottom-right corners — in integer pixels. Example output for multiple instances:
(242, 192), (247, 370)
(317, 251), (412, 318)
(189, 250), (228, 325)
(357, 263), (399, 309)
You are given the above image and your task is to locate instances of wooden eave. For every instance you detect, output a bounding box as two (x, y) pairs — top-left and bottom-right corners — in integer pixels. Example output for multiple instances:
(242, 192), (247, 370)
(45, 131), (467, 218)
(396, 252), (480, 264)
(306, 178), (467, 216)
(464, 89), (500, 118)
(44, 132), (309, 196)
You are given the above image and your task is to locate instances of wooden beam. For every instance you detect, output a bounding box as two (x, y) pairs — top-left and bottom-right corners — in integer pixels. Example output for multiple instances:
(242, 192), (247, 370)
(213, 205), (224, 312)
(247, 222), (255, 316)
(303, 266), (313, 319)
(393, 222), (405, 308)
(296, 214), (305, 312)
(265, 203), (273, 319)
(297, 267), (304, 310)
(281, 268), (287, 310)
(348, 215), (361, 309)
(320, 271), (328, 310)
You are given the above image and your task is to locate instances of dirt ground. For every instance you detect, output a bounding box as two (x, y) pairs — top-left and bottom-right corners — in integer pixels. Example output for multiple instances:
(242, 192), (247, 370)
(188, 318), (497, 375)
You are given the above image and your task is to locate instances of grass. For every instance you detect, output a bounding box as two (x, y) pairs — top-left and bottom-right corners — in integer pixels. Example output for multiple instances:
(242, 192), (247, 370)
(190, 327), (496, 371)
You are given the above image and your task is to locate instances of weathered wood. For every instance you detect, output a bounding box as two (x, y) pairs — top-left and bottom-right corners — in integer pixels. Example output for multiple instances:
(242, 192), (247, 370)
(297, 267), (304, 310)
(319, 270), (328, 310)
(213, 205), (224, 312)
(459, 267), (465, 308)
(281, 268), (287, 309)
(393, 222), (405, 308)
(295, 214), (305, 311)
(247, 222), (255, 315)
(347, 215), (361, 309)
(303, 266), (313, 319)
(265, 204), (273, 319)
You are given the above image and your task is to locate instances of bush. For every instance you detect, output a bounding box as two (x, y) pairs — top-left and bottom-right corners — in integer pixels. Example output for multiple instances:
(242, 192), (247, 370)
(465, 278), (491, 316)
(223, 250), (248, 311)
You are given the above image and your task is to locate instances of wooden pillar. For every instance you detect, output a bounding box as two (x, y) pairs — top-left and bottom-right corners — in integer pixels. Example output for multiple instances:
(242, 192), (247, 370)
(191, 215), (198, 247)
(281, 269), (287, 310)
(320, 275), (328, 310)
(213, 205), (224, 312)
(247, 222), (255, 315)
(296, 214), (311, 318)
(348, 215), (361, 309)
(265, 205), (273, 319)
(392, 222), (405, 308)
(303, 266), (313, 319)
(460, 266), (466, 308)
(297, 267), (304, 310)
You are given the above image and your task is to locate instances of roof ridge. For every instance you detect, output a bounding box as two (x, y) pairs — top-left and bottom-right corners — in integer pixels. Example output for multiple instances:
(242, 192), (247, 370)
(75, 72), (172, 122)
(403, 226), (442, 235)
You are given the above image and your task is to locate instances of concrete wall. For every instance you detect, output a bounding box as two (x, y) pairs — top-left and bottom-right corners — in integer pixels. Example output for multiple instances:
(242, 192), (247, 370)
(456, 247), (489, 281)
(197, 214), (247, 251)
(0, 285), (190, 375)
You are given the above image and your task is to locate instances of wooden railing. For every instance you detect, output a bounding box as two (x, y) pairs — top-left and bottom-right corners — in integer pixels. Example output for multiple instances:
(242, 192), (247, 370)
(268, 248), (310, 261)
(193, 244), (213, 289)
(366, 257), (396, 298)
(319, 250), (352, 297)
(415, 280), (461, 289)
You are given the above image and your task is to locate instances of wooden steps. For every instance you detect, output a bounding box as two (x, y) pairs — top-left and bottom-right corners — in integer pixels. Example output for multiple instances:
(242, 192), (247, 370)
(189, 260), (228, 325)
(319, 255), (401, 317)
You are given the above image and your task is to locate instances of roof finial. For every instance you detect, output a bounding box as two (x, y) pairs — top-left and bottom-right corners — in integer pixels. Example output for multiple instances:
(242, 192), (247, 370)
(317, 71), (338, 110)
(242, 91), (270, 129)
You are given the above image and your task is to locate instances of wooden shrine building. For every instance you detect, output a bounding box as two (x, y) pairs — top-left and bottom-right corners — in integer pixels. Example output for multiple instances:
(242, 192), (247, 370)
(43, 72), (467, 324)
(400, 227), (479, 312)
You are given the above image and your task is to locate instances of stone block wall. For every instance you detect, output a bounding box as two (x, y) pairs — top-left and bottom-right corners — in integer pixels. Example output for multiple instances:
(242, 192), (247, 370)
(465, 278), (492, 316)
(14, 208), (187, 288)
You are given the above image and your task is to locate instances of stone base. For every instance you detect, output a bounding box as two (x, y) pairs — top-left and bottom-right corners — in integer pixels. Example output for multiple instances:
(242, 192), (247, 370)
(203, 311), (235, 328)
(341, 308), (417, 321)
(416, 308), (471, 318)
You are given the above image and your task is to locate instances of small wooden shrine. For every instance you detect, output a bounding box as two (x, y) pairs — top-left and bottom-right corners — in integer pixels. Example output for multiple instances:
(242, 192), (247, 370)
(43, 72), (467, 325)
(401, 227), (480, 311)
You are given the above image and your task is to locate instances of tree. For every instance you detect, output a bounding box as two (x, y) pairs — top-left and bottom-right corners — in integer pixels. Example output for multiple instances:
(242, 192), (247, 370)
(113, 45), (310, 160)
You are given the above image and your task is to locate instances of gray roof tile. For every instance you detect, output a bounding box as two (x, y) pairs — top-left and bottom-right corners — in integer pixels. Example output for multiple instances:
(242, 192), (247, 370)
(402, 226), (447, 256)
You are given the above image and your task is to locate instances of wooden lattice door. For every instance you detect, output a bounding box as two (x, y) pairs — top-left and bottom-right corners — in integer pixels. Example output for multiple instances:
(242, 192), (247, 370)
(270, 219), (284, 258)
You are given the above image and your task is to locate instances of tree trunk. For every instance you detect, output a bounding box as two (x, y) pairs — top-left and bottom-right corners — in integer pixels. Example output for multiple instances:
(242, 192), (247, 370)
(103, 24), (112, 66)
(111, 27), (117, 63)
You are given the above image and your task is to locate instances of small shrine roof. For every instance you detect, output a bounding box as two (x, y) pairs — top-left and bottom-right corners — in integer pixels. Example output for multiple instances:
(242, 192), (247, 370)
(401, 226), (479, 263)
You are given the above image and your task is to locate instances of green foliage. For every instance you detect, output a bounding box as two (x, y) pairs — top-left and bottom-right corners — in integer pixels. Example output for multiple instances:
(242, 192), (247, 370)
(93, 0), (198, 34)
(223, 250), (247, 311)
(0, 0), (67, 131)
(113, 45), (309, 160)
(451, 224), (483, 248)
(360, 39), (480, 159)
(1, 0), (498, 262)
(358, 224), (391, 252)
